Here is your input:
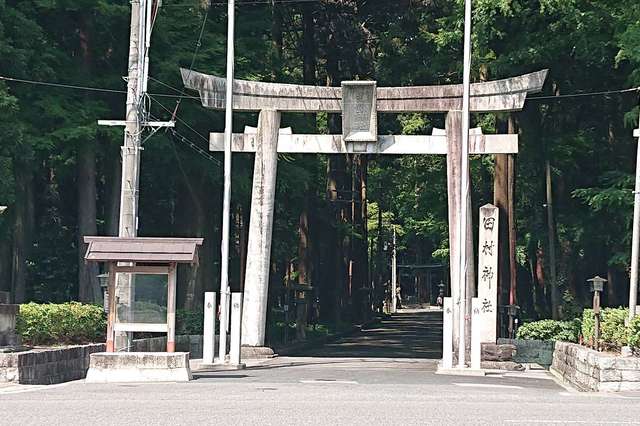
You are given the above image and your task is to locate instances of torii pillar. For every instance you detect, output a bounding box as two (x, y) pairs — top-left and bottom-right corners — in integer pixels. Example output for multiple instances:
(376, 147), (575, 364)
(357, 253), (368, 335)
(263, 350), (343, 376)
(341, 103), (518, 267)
(241, 109), (281, 347)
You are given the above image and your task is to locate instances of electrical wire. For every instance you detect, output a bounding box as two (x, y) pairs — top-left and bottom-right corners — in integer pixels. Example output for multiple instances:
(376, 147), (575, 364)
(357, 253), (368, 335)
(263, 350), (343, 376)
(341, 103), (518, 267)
(2, 74), (638, 104)
(170, 7), (210, 119)
(148, 94), (212, 145)
(162, 0), (326, 7)
(528, 87), (639, 101)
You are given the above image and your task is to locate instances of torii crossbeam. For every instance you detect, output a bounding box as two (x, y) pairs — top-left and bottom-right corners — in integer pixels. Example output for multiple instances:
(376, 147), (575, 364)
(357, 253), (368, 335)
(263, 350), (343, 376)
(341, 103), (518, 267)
(182, 68), (547, 354)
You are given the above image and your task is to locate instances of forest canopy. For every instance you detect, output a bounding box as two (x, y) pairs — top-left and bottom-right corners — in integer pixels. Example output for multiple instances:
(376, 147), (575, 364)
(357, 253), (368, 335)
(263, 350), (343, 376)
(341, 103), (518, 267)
(0, 0), (639, 326)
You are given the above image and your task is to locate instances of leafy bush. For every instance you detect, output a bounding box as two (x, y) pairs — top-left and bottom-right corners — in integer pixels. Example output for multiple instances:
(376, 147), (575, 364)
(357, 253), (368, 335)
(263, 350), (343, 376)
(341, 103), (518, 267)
(629, 316), (640, 350)
(176, 309), (204, 335)
(516, 319), (581, 342)
(583, 307), (629, 350)
(16, 302), (106, 346)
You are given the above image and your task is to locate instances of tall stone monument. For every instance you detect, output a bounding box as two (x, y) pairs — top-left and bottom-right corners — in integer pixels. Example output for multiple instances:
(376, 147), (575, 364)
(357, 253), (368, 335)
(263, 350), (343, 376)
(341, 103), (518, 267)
(477, 203), (499, 343)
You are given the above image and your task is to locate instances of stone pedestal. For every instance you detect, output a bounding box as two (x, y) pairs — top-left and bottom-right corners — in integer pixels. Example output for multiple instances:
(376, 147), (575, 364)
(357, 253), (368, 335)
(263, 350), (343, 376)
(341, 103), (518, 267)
(0, 304), (20, 347)
(85, 352), (192, 383)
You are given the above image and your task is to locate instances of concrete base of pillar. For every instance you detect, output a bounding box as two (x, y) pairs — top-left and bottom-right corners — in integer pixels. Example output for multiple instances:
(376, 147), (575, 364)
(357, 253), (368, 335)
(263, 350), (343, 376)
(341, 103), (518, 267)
(241, 346), (276, 359)
(85, 352), (192, 383)
(435, 363), (486, 377)
(195, 360), (246, 371)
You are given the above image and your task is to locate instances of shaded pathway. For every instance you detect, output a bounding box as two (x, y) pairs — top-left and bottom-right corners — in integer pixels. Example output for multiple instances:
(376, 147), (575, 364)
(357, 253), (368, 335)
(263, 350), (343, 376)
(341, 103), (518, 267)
(294, 309), (443, 359)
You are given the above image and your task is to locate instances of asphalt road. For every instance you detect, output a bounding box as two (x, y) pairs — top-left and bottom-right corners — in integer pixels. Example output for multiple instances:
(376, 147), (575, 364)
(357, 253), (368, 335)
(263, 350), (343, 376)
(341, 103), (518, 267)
(2, 310), (640, 425)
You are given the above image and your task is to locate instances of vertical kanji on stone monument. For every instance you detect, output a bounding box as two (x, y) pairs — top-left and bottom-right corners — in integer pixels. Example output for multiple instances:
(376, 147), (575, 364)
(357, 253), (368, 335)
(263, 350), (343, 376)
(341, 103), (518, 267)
(477, 204), (499, 343)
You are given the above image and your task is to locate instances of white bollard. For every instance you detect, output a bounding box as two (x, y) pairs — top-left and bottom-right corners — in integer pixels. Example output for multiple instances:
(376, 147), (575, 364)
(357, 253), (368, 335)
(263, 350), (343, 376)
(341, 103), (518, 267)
(442, 297), (453, 369)
(218, 290), (230, 362)
(471, 297), (482, 370)
(203, 292), (216, 364)
(229, 292), (244, 366)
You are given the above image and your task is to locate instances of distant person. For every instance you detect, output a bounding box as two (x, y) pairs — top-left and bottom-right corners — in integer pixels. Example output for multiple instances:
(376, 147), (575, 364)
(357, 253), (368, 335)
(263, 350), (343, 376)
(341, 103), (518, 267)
(395, 286), (402, 309)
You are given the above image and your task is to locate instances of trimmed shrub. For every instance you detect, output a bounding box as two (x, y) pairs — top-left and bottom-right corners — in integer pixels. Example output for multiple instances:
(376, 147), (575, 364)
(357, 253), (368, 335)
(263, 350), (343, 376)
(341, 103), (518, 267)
(582, 307), (629, 350)
(629, 316), (640, 350)
(516, 319), (581, 342)
(176, 309), (204, 335)
(16, 302), (106, 346)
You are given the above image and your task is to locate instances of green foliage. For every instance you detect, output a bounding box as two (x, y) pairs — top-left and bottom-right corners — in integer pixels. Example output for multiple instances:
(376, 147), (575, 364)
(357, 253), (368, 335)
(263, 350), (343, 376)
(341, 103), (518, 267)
(176, 309), (204, 335)
(628, 316), (640, 350)
(16, 302), (106, 346)
(582, 307), (629, 350)
(516, 318), (581, 342)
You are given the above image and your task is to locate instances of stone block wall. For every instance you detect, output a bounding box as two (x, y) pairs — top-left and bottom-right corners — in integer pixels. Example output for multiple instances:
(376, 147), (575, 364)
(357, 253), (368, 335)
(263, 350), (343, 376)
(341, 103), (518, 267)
(498, 338), (555, 367)
(0, 343), (106, 385)
(551, 341), (640, 391)
(0, 335), (204, 385)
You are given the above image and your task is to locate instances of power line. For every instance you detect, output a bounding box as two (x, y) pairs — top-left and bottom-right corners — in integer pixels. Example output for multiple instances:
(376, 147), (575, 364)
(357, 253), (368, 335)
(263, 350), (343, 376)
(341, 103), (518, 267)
(0, 75), (200, 100)
(148, 94), (214, 150)
(162, 0), (325, 7)
(0, 75), (127, 95)
(170, 127), (222, 167)
(528, 87), (639, 101)
(3, 73), (639, 103)
(170, 8), (210, 118)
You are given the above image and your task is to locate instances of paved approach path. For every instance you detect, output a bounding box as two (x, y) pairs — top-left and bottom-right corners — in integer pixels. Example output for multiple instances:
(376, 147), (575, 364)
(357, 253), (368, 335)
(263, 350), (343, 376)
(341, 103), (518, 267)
(2, 310), (640, 425)
(293, 308), (443, 359)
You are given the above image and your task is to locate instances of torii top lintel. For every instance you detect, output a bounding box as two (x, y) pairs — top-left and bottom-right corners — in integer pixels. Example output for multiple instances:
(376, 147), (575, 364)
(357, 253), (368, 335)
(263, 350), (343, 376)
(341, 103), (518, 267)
(181, 68), (548, 114)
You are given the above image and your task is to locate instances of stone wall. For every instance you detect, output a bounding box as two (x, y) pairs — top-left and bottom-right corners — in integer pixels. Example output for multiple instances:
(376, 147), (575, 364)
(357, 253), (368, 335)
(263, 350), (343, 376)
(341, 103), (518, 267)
(551, 341), (640, 392)
(498, 338), (555, 367)
(0, 344), (105, 385)
(0, 335), (203, 385)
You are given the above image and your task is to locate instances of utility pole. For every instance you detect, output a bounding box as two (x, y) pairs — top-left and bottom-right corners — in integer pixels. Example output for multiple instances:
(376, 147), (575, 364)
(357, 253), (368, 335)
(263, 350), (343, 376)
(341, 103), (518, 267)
(99, 0), (172, 351)
(458, 0), (472, 369)
(219, 0), (236, 362)
(391, 227), (397, 313)
(630, 121), (640, 322)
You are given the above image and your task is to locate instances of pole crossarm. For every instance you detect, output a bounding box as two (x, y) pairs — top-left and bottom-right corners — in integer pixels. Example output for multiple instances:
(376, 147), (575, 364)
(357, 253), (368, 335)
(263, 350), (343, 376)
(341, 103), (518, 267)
(181, 68), (548, 113)
(209, 133), (518, 155)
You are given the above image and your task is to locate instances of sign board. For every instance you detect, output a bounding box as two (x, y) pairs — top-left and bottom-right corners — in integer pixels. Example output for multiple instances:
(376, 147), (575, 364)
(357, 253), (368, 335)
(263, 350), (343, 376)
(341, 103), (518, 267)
(341, 81), (377, 149)
(477, 204), (499, 343)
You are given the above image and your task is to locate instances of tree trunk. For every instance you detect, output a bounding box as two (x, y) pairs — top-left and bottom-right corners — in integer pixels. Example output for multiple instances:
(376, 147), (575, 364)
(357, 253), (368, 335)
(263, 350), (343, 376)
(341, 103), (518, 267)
(77, 139), (100, 303)
(546, 160), (560, 319)
(76, 13), (100, 303)
(11, 158), (34, 303)
(106, 145), (122, 237)
(302, 3), (316, 85)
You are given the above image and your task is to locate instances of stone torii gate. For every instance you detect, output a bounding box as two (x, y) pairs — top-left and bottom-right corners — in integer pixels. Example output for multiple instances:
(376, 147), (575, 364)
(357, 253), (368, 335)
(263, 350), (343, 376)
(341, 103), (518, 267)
(182, 68), (547, 350)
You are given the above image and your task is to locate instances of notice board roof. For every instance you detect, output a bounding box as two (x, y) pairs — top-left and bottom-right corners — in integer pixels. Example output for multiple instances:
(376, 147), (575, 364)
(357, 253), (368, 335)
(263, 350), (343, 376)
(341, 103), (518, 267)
(84, 237), (204, 264)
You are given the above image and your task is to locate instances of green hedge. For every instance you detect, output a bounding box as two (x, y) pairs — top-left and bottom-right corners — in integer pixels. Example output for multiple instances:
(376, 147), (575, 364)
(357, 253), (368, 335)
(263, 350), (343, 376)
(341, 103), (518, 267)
(516, 319), (581, 342)
(582, 308), (629, 350)
(16, 302), (106, 346)
(629, 316), (640, 350)
(176, 309), (204, 335)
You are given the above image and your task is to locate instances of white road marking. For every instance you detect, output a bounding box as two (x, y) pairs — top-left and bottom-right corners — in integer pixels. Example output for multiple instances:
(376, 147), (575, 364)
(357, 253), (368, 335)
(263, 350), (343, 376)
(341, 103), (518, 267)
(0, 381), (73, 395)
(453, 383), (523, 390)
(505, 421), (640, 424)
(300, 379), (358, 384)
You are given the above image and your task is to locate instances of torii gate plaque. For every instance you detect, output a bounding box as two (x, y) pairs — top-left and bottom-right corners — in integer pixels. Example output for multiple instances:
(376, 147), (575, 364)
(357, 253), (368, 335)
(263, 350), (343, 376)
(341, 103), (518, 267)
(182, 68), (547, 352)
